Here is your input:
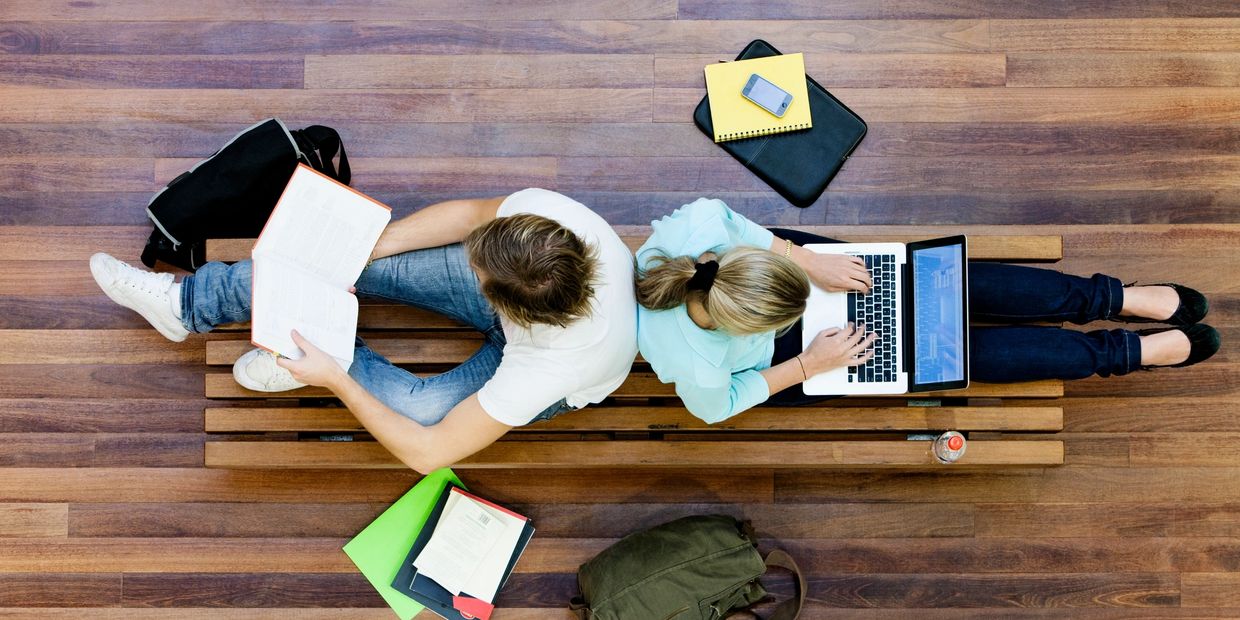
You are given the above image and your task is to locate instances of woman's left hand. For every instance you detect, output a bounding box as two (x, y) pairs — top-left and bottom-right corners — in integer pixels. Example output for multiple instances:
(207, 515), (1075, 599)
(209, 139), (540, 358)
(276, 330), (349, 389)
(801, 252), (872, 293)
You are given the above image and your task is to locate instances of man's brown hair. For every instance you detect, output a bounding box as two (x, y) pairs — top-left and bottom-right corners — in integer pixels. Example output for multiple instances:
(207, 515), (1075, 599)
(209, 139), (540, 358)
(463, 213), (598, 328)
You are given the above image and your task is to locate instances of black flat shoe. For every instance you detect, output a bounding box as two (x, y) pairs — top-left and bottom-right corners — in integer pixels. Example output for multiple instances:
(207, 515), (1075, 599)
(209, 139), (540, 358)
(1138, 324), (1221, 369)
(1123, 283), (1209, 326)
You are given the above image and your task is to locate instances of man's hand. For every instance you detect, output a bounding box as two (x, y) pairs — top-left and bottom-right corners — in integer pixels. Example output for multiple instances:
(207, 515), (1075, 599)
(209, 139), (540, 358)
(798, 251), (872, 293)
(276, 330), (349, 389)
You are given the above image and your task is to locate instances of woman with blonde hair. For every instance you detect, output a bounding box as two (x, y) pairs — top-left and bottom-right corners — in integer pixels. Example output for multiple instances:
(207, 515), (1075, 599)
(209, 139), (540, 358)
(636, 198), (1219, 424)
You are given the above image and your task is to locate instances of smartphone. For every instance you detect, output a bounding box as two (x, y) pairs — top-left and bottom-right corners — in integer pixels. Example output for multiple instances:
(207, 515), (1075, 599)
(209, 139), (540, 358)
(741, 73), (793, 117)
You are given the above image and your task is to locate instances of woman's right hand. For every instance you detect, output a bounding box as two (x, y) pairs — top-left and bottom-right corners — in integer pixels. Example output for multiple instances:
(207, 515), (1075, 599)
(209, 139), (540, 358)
(798, 322), (877, 378)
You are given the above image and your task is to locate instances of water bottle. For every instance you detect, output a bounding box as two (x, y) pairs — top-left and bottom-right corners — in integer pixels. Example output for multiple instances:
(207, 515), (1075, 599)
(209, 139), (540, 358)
(932, 431), (967, 464)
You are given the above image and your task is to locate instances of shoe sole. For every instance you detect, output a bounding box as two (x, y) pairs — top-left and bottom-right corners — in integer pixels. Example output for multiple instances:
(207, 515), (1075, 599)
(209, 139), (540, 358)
(232, 352), (306, 393)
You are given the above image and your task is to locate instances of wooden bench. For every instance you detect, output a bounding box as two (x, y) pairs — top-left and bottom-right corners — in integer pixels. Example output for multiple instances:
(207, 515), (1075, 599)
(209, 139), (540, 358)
(202, 228), (1066, 469)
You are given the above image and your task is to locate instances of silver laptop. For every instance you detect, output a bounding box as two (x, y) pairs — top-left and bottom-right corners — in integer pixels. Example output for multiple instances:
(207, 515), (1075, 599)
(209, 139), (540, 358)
(801, 236), (970, 395)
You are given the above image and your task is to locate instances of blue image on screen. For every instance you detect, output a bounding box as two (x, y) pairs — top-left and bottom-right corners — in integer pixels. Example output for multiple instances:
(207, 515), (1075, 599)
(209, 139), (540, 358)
(912, 245), (965, 384)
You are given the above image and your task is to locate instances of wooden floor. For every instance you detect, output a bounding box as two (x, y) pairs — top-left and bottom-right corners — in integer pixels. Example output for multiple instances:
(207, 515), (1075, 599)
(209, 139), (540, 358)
(1, 1), (1238, 617)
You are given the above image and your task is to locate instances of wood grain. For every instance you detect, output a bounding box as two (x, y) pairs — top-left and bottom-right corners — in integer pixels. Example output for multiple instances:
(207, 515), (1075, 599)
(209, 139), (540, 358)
(654, 87), (1240, 123)
(1007, 52), (1240, 87)
(0, 574), (121, 607)
(0, 89), (654, 124)
(1182, 573), (1240, 607)
(0, 0), (678, 21)
(306, 54), (653, 89)
(205, 405), (1063, 433)
(0, 505), (67, 538)
(678, 0), (1240, 20)
(992, 18), (1240, 52)
(0, 56), (303, 88)
(204, 440), (1064, 468)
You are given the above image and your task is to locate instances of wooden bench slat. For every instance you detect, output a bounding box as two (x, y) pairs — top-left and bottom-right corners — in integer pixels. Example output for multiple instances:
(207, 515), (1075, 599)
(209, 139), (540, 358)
(205, 406), (1063, 433)
(204, 440), (1064, 468)
(206, 336), (483, 366)
(207, 233), (1061, 264)
(205, 372), (1063, 400)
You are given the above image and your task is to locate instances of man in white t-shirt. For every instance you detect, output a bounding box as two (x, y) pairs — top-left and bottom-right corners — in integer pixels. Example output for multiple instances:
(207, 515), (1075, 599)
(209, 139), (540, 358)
(89, 189), (637, 473)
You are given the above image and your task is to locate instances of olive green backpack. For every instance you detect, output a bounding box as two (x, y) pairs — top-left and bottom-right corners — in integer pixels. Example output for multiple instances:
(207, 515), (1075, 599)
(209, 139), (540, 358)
(569, 514), (805, 620)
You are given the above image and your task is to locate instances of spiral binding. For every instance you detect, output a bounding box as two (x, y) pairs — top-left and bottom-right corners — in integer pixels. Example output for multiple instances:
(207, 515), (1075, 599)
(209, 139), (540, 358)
(717, 122), (811, 142)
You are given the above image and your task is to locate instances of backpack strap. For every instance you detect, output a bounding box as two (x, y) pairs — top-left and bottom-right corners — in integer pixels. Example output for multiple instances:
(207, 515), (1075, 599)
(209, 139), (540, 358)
(569, 596), (591, 620)
(292, 125), (351, 184)
(724, 549), (805, 620)
(762, 550), (805, 620)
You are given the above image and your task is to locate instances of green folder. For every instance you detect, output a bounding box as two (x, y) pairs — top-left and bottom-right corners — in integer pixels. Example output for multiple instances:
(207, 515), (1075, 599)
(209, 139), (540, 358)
(343, 468), (464, 620)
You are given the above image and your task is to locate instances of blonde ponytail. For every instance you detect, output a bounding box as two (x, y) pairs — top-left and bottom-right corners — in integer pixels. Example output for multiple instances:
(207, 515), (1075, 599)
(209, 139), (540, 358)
(636, 247), (809, 335)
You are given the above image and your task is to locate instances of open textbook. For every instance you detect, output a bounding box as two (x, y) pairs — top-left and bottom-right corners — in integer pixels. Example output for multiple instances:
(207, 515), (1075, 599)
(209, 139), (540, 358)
(251, 164), (391, 371)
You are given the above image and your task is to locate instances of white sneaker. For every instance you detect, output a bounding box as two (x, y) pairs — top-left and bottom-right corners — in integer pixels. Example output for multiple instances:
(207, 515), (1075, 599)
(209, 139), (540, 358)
(232, 348), (306, 392)
(90, 252), (190, 342)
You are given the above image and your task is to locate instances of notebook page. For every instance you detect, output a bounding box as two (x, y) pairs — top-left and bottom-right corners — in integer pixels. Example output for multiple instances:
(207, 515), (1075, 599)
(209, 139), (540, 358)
(412, 492), (509, 596)
(460, 499), (528, 602)
(251, 256), (359, 371)
(253, 165), (391, 290)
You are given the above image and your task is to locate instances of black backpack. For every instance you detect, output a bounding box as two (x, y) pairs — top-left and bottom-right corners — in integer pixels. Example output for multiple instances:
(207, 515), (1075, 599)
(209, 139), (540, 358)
(140, 118), (350, 271)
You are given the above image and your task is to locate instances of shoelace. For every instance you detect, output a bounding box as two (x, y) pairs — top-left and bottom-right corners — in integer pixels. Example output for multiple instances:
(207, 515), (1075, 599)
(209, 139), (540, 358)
(119, 262), (174, 295)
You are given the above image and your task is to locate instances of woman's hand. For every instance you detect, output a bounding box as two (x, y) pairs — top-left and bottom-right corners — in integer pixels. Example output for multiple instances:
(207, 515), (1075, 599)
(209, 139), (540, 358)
(798, 322), (877, 377)
(276, 330), (350, 390)
(797, 250), (872, 293)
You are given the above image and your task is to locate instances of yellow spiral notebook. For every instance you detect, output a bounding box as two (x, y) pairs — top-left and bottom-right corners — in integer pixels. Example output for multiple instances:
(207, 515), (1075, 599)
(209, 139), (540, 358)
(704, 53), (812, 142)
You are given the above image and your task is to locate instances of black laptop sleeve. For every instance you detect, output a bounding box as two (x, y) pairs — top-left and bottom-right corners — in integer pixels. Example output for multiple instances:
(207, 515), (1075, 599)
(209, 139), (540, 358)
(694, 39), (868, 208)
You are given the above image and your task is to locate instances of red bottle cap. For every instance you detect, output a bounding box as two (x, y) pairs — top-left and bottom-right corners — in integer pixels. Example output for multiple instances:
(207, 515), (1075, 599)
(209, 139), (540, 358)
(947, 435), (964, 450)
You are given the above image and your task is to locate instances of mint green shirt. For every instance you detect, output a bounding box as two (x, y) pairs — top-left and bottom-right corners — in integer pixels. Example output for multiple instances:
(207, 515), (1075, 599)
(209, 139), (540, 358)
(636, 198), (776, 423)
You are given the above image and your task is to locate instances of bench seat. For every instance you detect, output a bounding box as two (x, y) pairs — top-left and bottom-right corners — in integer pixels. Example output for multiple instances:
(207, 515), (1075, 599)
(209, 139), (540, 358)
(202, 228), (1066, 469)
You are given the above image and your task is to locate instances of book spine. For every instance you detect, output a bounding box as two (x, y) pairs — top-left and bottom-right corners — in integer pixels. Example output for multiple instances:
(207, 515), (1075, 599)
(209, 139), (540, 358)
(717, 122), (811, 142)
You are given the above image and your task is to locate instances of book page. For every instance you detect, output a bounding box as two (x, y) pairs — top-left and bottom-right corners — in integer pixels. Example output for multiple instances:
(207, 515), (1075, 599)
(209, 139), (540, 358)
(412, 492), (509, 596)
(251, 256), (359, 371)
(253, 165), (391, 290)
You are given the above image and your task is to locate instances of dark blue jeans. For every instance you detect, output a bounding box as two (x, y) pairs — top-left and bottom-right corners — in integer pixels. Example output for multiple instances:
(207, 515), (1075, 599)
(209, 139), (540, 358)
(768, 229), (1141, 402)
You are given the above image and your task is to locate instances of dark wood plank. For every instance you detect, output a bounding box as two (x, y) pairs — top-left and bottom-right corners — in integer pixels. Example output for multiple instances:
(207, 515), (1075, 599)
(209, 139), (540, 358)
(557, 155), (1240, 192)
(0, 158), (155, 192)
(992, 18), (1240, 52)
(654, 87), (1240, 123)
(0, 56), (303, 88)
(1062, 397), (1240, 432)
(0, 365), (201, 399)
(0, 433), (203, 468)
(0, 89), (653, 123)
(780, 537), (1240, 573)
(1007, 52), (1240, 87)
(0, 0), (678, 21)
(775, 467), (1240, 503)
(0, 20), (990, 55)
(976, 502), (1240, 538)
(121, 573), (383, 608)
(858, 123), (1240, 157)
(205, 405), (1064, 433)
(0, 574), (121, 607)
(655, 52), (1006, 88)
(203, 439), (1065, 468)
(0, 398), (206, 433)
(0, 468), (773, 504)
(0, 538), (353, 572)
(679, 0), (1240, 19)
(69, 503), (387, 538)
(515, 502), (974, 538)
(305, 54), (653, 89)
(801, 573), (1178, 608)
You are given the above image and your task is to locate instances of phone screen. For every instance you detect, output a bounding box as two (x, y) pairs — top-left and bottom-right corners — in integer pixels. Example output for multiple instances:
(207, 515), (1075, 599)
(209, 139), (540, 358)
(745, 76), (789, 113)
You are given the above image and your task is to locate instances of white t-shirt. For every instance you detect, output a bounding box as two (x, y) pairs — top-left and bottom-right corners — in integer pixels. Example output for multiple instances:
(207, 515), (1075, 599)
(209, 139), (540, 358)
(475, 189), (637, 426)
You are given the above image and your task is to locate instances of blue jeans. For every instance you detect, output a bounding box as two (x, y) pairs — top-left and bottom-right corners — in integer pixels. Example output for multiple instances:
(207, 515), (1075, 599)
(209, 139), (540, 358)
(767, 229), (1142, 403)
(181, 244), (574, 426)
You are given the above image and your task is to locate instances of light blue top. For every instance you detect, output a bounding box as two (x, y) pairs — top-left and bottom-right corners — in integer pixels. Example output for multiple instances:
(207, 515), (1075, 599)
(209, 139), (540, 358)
(636, 198), (777, 423)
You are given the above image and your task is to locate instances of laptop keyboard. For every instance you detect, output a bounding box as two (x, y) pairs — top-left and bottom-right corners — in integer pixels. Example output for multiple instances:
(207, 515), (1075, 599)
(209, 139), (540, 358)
(847, 254), (899, 383)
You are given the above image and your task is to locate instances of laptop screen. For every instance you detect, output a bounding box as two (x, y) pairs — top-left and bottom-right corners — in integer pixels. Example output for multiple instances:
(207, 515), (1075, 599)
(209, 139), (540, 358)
(910, 241), (967, 386)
